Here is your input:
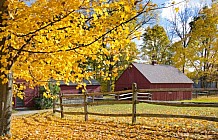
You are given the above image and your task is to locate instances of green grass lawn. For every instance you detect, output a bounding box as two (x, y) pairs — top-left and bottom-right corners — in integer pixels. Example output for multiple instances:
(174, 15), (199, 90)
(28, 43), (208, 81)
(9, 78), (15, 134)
(61, 102), (218, 123)
(183, 95), (218, 102)
(63, 103), (218, 115)
(60, 96), (218, 120)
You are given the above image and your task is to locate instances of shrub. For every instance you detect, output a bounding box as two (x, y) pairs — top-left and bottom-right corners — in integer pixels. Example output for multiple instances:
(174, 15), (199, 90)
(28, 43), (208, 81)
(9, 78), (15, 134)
(34, 83), (60, 109)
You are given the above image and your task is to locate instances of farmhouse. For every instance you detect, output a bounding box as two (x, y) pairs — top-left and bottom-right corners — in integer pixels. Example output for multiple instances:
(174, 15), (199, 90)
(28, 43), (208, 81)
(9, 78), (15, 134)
(115, 63), (193, 101)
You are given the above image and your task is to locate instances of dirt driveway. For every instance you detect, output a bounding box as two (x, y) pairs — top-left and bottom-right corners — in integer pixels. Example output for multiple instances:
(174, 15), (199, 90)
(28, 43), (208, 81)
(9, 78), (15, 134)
(13, 108), (51, 116)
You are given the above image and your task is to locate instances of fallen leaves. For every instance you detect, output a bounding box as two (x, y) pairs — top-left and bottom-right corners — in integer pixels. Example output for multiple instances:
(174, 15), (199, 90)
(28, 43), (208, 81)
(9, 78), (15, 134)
(1, 103), (218, 139)
(0, 109), (215, 139)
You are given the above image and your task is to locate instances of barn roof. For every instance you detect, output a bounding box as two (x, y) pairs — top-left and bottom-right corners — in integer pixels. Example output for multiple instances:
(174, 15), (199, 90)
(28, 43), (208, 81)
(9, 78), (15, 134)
(132, 63), (193, 84)
(59, 79), (100, 86)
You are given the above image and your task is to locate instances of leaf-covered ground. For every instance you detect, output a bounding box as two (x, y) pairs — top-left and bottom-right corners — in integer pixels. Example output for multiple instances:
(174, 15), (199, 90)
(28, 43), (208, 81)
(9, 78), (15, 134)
(2, 103), (217, 140)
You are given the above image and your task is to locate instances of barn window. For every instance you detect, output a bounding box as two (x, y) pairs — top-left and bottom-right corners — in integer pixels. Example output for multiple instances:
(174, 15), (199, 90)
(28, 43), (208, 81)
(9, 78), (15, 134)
(78, 88), (82, 94)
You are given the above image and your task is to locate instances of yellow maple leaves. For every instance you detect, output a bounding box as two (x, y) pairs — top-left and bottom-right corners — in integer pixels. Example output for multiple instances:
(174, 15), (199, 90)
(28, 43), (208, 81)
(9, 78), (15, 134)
(13, 83), (26, 99)
(0, 0), (151, 88)
(5, 103), (218, 139)
(175, 7), (179, 13)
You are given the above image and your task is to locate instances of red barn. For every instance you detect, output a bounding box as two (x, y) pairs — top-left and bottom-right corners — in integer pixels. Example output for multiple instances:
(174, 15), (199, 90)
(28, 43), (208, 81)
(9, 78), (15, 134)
(115, 63), (193, 101)
(13, 79), (101, 109)
(13, 79), (39, 108)
(59, 79), (101, 94)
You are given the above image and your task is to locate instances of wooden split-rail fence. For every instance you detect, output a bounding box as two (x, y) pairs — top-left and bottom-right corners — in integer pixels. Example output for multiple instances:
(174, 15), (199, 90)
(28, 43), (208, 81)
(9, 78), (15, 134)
(53, 83), (218, 124)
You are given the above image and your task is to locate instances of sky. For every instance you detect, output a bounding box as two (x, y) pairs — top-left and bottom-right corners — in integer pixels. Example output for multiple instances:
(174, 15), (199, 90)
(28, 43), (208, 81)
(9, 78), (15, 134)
(135, 0), (212, 47)
(135, 0), (212, 62)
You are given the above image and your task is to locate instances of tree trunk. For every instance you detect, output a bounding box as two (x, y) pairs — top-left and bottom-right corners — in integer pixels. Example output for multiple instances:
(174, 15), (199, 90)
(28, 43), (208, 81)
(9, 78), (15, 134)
(0, 73), (13, 137)
(107, 63), (113, 92)
(107, 78), (112, 92)
(0, 0), (13, 137)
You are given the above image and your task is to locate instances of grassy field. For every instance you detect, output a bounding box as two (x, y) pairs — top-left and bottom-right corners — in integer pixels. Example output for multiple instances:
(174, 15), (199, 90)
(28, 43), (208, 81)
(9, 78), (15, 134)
(2, 96), (217, 139)
(184, 95), (218, 102)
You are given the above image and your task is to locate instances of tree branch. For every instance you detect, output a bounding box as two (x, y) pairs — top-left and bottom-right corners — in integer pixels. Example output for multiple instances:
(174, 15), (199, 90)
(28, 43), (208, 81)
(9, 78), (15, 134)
(9, 35), (35, 68)
(10, 0), (185, 54)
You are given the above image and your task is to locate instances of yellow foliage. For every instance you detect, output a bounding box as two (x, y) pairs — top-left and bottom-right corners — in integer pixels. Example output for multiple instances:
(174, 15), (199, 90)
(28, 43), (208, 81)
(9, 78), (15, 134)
(13, 83), (26, 100)
(175, 7), (179, 13)
(0, 0), (151, 91)
(43, 92), (57, 99)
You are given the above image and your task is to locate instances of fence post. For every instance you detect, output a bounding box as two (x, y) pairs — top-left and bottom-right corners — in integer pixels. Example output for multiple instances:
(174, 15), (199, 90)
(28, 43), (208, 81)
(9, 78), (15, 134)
(132, 83), (137, 124)
(149, 93), (152, 100)
(60, 93), (64, 118)
(84, 91), (88, 121)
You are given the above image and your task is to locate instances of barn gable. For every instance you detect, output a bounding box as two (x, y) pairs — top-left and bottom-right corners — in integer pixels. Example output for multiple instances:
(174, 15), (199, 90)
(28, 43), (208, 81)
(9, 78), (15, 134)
(115, 65), (150, 91)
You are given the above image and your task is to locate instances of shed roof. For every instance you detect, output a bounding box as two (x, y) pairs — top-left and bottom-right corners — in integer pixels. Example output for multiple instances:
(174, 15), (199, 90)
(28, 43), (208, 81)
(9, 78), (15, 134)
(132, 63), (193, 84)
(59, 79), (100, 86)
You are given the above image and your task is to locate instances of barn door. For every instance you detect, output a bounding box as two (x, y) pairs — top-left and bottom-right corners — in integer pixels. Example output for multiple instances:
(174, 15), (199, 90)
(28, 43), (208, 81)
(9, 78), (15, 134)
(15, 96), (24, 107)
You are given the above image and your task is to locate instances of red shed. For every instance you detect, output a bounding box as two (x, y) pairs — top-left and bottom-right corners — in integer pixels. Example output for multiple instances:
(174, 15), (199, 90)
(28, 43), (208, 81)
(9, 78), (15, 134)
(13, 79), (101, 108)
(60, 79), (101, 94)
(115, 63), (193, 101)
(13, 79), (39, 108)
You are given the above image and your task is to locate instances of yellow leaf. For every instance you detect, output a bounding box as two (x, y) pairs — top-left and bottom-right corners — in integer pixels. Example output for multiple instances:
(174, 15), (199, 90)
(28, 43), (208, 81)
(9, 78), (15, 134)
(93, 14), (98, 21)
(175, 7), (179, 13)
(126, 56), (129, 61)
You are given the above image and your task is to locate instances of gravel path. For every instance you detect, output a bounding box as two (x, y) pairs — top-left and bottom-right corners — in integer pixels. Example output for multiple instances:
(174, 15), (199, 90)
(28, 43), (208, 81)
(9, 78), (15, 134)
(13, 108), (52, 116)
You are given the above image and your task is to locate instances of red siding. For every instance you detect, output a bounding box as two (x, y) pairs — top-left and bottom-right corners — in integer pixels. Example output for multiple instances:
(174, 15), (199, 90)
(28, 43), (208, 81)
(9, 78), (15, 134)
(60, 85), (101, 94)
(115, 66), (150, 91)
(13, 79), (101, 108)
(150, 83), (192, 101)
(86, 85), (101, 93)
(23, 86), (39, 107)
(60, 85), (78, 94)
(13, 81), (39, 108)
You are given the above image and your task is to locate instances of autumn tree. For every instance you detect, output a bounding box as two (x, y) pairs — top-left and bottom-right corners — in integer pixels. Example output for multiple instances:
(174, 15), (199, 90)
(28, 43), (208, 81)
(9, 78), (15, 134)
(0, 0), (167, 136)
(88, 16), (142, 92)
(92, 41), (139, 92)
(166, 1), (201, 72)
(141, 25), (172, 64)
(186, 3), (218, 87)
(87, 1), (156, 92)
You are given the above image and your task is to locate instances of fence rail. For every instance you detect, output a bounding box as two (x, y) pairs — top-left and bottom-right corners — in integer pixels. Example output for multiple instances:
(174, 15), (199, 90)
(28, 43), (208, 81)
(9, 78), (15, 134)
(53, 83), (218, 124)
(142, 100), (218, 107)
(138, 88), (218, 92)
